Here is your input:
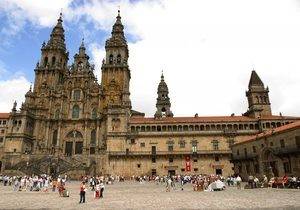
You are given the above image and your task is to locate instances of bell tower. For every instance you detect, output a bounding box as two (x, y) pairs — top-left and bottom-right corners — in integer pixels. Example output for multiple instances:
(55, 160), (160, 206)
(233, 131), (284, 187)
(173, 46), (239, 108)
(34, 13), (69, 92)
(244, 70), (272, 118)
(101, 10), (131, 110)
(154, 72), (174, 118)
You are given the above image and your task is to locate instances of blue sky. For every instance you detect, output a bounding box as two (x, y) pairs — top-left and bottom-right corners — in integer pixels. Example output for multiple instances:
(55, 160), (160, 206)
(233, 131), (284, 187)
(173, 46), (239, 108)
(1, 0), (300, 117)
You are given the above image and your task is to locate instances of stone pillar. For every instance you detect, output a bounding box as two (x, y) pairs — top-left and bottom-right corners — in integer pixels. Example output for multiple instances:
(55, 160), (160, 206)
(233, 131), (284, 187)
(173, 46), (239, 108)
(84, 121), (88, 155)
(57, 122), (61, 148)
(45, 121), (50, 148)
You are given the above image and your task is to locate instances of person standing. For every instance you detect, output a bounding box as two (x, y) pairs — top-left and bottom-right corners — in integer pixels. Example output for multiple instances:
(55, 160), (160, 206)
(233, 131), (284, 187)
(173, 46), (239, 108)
(236, 175), (242, 189)
(99, 181), (105, 198)
(79, 182), (86, 204)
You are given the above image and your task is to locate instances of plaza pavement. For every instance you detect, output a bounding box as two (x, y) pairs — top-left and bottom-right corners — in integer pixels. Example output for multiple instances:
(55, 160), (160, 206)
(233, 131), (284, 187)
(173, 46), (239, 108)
(0, 181), (299, 210)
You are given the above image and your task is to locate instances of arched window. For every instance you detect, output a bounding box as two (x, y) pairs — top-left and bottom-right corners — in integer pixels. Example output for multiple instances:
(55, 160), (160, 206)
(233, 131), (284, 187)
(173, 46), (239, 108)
(72, 105), (80, 118)
(117, 54), (121, 64)
(51, 56), (56, 66)
(264, 96), (267, 103)
(52, 130), (58, 146)
(109, 54), (113, 64)
(91, 129), (96, 145)
(44, 57), (48, 67)
(91, 108), (97, 119)
(54, 109), (60, 119)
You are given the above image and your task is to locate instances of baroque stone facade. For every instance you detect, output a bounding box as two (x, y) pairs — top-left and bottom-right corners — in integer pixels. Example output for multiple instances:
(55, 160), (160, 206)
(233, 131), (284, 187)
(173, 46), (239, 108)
(0, 11), (299, 178)
(232, 121), (300, 180)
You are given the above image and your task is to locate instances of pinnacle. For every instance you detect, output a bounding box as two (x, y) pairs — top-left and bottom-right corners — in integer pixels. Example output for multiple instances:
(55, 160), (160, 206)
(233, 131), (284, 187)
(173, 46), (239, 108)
(249, 70), (264, 88)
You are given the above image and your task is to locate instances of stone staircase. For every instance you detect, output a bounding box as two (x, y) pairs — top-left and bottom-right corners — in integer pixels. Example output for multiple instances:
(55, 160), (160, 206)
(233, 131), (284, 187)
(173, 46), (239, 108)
(10, 155), (89, 176)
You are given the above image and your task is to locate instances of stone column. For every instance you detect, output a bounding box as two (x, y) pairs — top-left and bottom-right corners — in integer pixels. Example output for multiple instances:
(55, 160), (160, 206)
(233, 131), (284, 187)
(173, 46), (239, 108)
(57, 122), (61, 148)
(84, 121), (88, 155)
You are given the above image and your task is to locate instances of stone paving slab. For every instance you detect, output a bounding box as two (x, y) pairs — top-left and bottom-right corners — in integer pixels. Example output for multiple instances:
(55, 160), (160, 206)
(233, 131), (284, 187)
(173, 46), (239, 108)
(0, 182), (299, 210)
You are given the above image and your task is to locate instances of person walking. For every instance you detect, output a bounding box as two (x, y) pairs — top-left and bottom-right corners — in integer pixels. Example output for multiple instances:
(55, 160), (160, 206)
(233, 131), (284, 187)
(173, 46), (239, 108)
(79, 182), (86, 204)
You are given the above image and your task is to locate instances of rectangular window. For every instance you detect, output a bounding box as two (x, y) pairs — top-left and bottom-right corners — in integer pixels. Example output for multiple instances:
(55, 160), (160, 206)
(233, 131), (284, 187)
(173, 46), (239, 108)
(151, 146), (156, 155)
(194, 168), (198, 172)
(280, 139), (285, 148)
(152, 157), (156, 163)
(212, 140), (219, 150)
(0, 137), (3, 143)
(179, 141), (185, 148)
(126, 148), (129, 155)
(1, 129), (4, 134)
(140, 142), (145, 147)
(181, 168), (185, 172)
(193, 159), (197, 162)
(75, 142), (83, 154)
(192, 145), (197, 153)
(168, 145), (173, 152)
(252, 146), (257, 153)
(296, 136), (300, 148)
(65, 142), (73, 156)
(2, 120), (6, 125)
(137, 164), (141, 168)
(169, 157), (173, 163)
(130, 139), (135, 144)
(90, 147), (95, 155)
(73, 90), (81, 100)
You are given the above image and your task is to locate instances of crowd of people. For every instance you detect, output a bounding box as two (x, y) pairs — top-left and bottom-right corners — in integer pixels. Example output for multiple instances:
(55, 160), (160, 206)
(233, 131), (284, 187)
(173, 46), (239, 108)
(0, 172), (299, 205)
(242, 174), (300, 189)
(0, 174), (70, 195)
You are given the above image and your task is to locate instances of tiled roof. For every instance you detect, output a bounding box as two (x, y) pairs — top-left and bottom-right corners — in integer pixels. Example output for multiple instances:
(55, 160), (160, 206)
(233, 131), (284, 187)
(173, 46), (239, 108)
(234, 120), (300, 146)
(129, 115), (299, 124)
(0, 113), (9, 119)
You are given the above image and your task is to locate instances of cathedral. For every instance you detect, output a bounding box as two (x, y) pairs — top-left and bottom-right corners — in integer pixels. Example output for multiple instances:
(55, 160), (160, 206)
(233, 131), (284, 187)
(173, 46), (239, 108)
(0, 11), (299, 178)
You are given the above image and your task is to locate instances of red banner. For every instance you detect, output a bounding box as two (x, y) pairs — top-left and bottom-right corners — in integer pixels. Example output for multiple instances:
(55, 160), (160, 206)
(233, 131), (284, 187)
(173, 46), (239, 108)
(185, 156), (191, 172)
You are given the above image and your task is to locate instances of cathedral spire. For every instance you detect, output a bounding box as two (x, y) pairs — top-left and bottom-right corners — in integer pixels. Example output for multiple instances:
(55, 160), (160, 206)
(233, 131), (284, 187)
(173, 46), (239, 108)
(154, 73), (173, 118)
(248, 70), (264, 88)
(74, 38), (89, 69)
(244, 70), (272, 118)
(105, 10), (127, 49)
(46, 12), (66, 51)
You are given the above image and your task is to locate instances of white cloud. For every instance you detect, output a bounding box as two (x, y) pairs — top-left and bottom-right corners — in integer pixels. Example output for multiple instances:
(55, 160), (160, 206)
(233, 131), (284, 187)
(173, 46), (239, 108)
(0, 76), (31, 112)
(1, 0), (300, 117)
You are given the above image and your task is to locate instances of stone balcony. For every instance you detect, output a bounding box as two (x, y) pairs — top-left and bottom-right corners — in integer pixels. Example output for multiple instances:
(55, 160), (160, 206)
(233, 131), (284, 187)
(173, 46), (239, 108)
(108, 149), (232, 157)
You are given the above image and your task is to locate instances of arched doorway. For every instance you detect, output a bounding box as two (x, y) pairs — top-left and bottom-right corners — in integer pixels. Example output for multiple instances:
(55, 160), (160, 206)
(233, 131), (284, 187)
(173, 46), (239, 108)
(64, 130), (84, 156)
(261, 148), (279, 177)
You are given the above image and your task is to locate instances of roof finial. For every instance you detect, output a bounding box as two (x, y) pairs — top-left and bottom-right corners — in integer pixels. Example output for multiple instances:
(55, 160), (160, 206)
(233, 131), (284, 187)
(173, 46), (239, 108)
(80, 37), (85, 48)
(59, 9), (63, 21)
(161, 70), (164, 80)
(118, 6), (120, 16)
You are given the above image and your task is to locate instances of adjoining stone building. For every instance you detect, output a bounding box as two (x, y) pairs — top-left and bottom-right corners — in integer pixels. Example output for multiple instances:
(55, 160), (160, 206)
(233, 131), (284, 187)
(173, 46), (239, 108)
(0, 113), (9, 172)
(231, 121), (300, 180)
(0, 11), (299, 178)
